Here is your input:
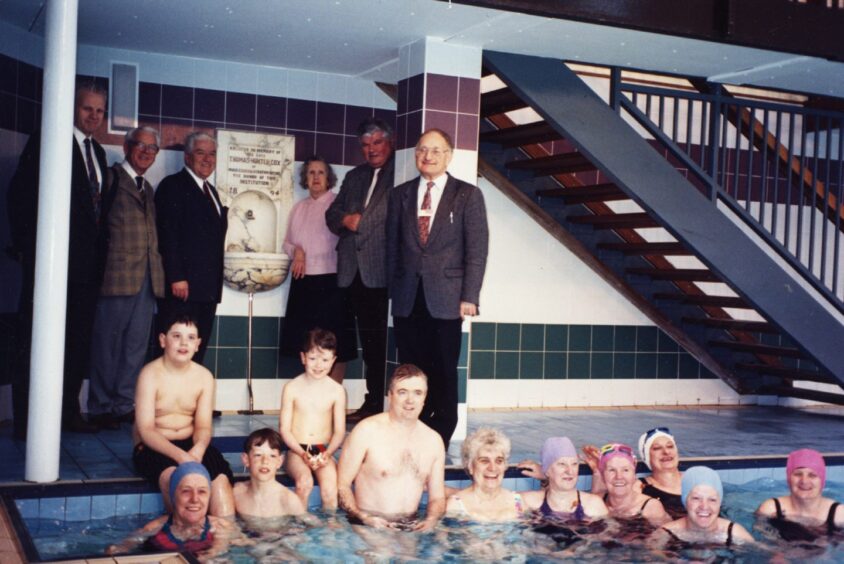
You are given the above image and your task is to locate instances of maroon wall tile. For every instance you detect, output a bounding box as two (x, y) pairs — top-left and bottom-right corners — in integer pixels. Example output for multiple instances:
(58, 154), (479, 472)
(398, 78), (409, 115)
(138, 82), (161, 116)
(257, 95), (286, 129)
(426, 74), (458, 113)
(16, 62), (38, 101)
(345, 105), (373, 136)
(287, 98), (316, 132)
(423, 110), (456, 142)
(317, 102), (345, 135)
(405, 110), (423, 150)
(344, 135), (366, 167)
(225, 91), (256, 126)
(408, 74), (424, 114)
(457, 77), (480, 115)
(0, 92), (16, 130)
(0, 54), (17, 95)
(194, 88), (225, 122)
(316, 132), (344, 164)
(294, 131), (315, 159)
(455, 113), (478, 151)
(161, 85), (193, 119)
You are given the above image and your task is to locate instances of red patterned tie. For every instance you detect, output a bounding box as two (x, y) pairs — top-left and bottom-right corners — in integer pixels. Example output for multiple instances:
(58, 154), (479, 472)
(418, 181), (433, 245)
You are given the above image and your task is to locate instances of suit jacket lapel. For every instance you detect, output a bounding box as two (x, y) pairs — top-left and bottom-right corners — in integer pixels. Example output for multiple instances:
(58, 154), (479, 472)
(117, 166), (145, 205)
(426, 174), (458, 247)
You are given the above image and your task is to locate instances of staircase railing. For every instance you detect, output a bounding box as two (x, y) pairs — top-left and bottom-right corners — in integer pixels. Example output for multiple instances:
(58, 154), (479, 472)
(610, 71), (844, 310)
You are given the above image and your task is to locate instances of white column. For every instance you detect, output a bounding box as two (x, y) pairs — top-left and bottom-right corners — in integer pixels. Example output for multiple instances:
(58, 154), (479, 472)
(25, 0), (79, 483)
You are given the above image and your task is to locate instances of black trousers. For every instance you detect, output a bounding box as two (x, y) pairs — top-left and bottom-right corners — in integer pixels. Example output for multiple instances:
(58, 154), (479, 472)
(348, 273), (388, 408)
(393, 284), (462, 446)
(156, 299), (217, 365)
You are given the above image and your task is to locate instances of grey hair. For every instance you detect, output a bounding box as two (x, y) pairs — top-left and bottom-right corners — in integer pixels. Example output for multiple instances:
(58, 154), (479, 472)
(184, 131), (216, 154)
(75, 81), (108, 105)
(461, 427), (511, 475)
(356, 117), (393, 140)
(126, 126), (160, 147)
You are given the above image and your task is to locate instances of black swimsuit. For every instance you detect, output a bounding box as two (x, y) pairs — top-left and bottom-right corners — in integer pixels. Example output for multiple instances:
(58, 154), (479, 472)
(662, 521), (735, 547)
(639, 477), (685, 519)
(769, 498), (840, 541)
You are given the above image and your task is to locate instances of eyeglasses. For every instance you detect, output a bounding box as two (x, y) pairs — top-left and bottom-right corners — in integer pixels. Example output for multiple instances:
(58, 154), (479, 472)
(644, 427), (671, 441)
(130, 141), (160, 154)
(600, 443), (634, 457)
(415, 146), (450, 158)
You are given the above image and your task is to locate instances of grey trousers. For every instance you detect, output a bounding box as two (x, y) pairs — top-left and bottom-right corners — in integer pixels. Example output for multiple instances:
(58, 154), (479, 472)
(87, 273), (156, 417)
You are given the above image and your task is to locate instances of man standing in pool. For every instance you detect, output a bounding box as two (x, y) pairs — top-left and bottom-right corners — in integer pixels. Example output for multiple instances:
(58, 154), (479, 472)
(133, 314), (234, 517)
(337, 364), (446, 531)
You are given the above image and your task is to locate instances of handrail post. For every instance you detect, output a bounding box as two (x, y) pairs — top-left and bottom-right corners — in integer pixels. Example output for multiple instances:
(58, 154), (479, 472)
(706, 82), (722, 201)
(609, 67), (621, 113)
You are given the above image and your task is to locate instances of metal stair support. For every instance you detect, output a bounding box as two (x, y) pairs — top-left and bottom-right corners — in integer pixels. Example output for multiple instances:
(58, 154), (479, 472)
(482, 50), (844, 386)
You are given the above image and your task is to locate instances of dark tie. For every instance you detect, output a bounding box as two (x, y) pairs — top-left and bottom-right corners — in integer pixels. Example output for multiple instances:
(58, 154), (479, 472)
(418, 181), (434, 246)
(135, 176), (144, 192)
(84, 138), (100, 217)
(203, 181), (219, 215)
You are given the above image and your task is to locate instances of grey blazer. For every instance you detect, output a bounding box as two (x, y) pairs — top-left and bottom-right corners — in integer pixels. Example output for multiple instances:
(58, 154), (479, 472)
(325, 157), (395, 288)
(386, 173), (489, 320)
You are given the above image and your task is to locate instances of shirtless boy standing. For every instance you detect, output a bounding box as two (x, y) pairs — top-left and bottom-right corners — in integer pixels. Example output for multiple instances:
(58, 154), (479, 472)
(233, 428), (305, 520)
(133, 314), (234, 517)
(279, 329), (347, 510)
(337, 364), (446, 531)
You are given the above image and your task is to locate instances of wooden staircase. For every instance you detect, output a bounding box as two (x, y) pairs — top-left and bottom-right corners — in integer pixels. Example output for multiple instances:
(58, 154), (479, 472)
(478, 53), (844, 404)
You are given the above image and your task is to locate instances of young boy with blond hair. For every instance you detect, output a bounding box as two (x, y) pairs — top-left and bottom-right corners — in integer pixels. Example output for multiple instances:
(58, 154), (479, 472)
(279, 328), (347, 509)
(233, 428), (305, 519)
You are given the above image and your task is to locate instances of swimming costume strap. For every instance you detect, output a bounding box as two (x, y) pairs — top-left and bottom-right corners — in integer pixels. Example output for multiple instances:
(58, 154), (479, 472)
(726, 521), (734, 547)
(773, 497), (784, 519)
(828, 502), (840, 533)
(540, 490), (585, 521)
(640, 497), (653, 513)
(144, 515), (214, 554)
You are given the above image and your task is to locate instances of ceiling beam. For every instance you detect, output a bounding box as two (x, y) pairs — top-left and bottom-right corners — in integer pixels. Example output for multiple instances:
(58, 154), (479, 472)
(444, 0), (844, 62)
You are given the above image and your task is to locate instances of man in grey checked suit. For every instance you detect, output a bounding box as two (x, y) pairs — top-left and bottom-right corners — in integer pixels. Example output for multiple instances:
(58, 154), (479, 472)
(87, 127), (165, 429)
(387, 128), (489, 447)
(326, 118), (394, 419)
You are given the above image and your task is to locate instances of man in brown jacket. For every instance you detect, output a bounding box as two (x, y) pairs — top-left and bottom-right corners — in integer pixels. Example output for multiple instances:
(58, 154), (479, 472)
(87, 126), (165, 429)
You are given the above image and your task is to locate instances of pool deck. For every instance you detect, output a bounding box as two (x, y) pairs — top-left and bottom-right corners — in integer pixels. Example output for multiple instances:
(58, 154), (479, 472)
(1, 404), (843, 485)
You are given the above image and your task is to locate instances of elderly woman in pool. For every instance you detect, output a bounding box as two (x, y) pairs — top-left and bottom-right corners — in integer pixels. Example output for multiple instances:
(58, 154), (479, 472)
(654, 466), (753, 547)
(756, 448), (843, 538)
(446, 427), (526, 521)
(521, 437), (608, 520)
(580, 427), (685, 519)
(599, 443), (670, 528)
(108, 462), (234, 558)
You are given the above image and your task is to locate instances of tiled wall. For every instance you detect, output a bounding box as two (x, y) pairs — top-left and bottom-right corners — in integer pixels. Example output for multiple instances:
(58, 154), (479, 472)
(0, 53), (42, 136)
(469, 322), (715, 381)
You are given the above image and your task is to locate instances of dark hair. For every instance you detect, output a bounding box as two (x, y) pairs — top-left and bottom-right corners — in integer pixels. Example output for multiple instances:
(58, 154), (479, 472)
(298, 155), (337, 190)
(356, 117), (393, 140)
(160, 313), (198, 334)
(302, 328), (337, 353)
(243, 427), (286, 453)
(418, 128), (454, 151)
(389, 363), (427, 391)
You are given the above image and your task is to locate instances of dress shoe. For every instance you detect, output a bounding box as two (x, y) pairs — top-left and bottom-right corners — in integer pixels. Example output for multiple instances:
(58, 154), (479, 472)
(63, 414), (99, 434)
(91, 414), (120, 431)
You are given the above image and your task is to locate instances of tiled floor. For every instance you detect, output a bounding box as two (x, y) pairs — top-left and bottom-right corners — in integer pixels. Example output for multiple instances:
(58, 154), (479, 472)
(1, 404), (843, 483)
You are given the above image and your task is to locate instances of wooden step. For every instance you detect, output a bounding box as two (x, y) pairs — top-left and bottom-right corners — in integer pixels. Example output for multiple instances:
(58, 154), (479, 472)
(569, 212), (658, 229)
(539, 183), (627, 204)
(682, 317), (777, 333)
(598, 242), (692, 255)
(709, 339), (804, 358)
(481, 88), (525, 117)
(756, 386), (844, 406)
(654, 293), (749, 308)
(506, 152), (596, 176)
(627, 267), (719, 282)
(736, 362), (835, 384)
(479, 122), (561, 148)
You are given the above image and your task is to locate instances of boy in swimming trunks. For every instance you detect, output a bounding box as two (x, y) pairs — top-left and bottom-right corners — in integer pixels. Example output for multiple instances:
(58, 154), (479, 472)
(133, 313), (234, 517)
(279, 328), (347, 510)
(234, 428), (306, 520)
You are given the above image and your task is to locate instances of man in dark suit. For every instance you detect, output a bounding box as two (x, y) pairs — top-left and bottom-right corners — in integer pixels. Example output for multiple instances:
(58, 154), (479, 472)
(387, 128), (489, 448)
(155, 132), (227, 365)
(326, 118), (394, 419)
(7, 82), (109, 435)
(87, 126), (165, 430)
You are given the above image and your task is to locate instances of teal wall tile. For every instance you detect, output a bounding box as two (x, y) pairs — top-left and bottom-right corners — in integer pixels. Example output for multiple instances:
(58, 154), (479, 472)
(615, 326), (636, 352)
(15, 499), (38, 519)
(521, 324), (544, 351)
(345, 358), (363, 379)
(39, 497), (65, 520)
(201, 348), (217, 375)
(278, 355), (302, 378)
(545, 325), (568, 351)
(496, 351), (519, 378)
(470, 351), (495, 379)
(91, 495), (117, 519)
(592, 326), (614, 352)
(218, 316), (248, 346)
(140, 493), (165, 515)
(497, 324), (520, 350)
(218, 348), (247, 379)
(636, 326), (658, 352)
(459, 332), (469, 366)
(458, 367), (467, 402)
(591, 352), (613, 379)
(614, 352), (635, 378)
(472, 323), (495, 350)
(251, 316), (279, 347)
(636, 353), (657, 378)
(544, 352), (567, 379)
(658, 330), (679, 352)
(568, 352), (590, 379)
(116, 494), (140, 515)
(208, 316), (220, 348)
(251, 348), (278, 379)
(657, 353), (678, 379)
(569, 325), (591, 351)
(65, 496), (91, 522)
(678, 353), (700, 379)
(520, 352), (543, 379)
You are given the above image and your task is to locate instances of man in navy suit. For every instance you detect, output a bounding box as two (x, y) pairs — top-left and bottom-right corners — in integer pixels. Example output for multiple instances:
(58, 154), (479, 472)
(387, 129), (489, 447)
(155, 132), (228, 365)
(7, 82), (109, 435)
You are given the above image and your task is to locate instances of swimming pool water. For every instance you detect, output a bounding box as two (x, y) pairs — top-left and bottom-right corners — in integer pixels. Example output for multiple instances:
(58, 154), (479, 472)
(23, 480), (844, 562)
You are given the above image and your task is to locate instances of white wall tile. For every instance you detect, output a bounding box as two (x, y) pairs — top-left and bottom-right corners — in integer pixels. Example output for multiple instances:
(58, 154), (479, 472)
(317, 73), (347, 104)
(345, 77), (374, 109)
(423, 38), (482, 79)
(287, 69), (318, 100)
(257, 66), (288, 98)
(193, 58), (229, 91)
(226, 62), (258, 94)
